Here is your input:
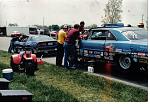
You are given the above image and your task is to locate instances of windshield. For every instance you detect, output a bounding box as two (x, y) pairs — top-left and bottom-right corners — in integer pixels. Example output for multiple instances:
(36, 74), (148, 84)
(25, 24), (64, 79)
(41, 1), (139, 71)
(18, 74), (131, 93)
(29, 35), (55, 41)
(122, 29), (148, 40)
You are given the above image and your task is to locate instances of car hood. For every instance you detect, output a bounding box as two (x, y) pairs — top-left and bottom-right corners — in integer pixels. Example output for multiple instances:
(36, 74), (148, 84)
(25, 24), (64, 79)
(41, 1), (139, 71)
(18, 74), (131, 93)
(14, 41), (25, 46)
(36, 40), (56, 42)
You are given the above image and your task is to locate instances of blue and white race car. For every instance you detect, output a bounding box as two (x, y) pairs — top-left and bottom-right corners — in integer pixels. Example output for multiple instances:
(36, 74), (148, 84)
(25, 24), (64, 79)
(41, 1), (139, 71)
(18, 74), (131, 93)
(78, 26), (148, 73)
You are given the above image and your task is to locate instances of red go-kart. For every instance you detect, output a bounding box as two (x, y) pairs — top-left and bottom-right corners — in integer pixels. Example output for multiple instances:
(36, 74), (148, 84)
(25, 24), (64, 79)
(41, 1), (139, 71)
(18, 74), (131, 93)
(10, 51), (44, 75)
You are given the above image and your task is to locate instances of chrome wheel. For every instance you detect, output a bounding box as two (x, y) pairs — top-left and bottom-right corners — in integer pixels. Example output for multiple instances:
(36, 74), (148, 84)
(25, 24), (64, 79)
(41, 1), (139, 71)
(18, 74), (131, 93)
(119, 56), (131, 70)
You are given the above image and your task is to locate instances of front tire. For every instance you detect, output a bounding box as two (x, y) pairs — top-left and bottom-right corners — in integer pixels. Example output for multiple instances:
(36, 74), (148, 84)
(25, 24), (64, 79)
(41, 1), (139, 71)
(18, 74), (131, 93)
(119, 55), (132, 70)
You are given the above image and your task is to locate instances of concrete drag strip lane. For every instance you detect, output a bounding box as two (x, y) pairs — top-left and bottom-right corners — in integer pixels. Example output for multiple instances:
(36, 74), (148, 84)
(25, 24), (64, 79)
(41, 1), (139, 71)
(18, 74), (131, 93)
(84, 72), (148, 91)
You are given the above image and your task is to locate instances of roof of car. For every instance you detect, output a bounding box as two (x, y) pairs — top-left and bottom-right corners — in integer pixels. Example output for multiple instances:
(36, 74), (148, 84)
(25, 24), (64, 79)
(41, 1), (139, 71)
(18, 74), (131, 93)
(90, 26), (145, 32)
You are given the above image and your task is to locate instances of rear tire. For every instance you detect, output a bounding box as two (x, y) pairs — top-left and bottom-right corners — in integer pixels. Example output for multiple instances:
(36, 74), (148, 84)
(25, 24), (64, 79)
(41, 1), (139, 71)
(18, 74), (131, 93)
(116, 55), (132, 74)
(24, 61), (35, 76)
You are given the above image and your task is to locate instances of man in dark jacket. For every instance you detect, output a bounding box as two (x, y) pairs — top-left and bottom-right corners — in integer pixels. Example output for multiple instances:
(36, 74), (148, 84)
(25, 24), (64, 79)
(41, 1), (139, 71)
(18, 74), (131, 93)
(64, 24), (80, 68)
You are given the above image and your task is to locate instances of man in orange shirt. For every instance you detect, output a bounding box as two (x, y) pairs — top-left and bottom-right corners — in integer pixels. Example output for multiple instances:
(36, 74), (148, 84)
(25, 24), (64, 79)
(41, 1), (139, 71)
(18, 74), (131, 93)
(56, 25), (68, 66)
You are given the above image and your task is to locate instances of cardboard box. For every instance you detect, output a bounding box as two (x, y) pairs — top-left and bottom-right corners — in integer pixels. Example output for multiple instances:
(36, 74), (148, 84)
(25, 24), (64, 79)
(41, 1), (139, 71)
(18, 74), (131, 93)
(0, 78), (10, 90)
(0, 90), (33, 102)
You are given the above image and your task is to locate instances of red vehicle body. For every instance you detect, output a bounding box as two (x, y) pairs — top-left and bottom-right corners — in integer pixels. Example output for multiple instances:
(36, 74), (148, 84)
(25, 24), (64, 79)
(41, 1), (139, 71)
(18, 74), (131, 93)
(79, 34), (88, 39)
(79, 29), (90, 39)
(10, 51), (43, 75)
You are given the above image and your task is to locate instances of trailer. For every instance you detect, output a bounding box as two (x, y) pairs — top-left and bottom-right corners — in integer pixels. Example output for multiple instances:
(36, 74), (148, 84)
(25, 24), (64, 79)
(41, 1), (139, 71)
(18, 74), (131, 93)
(0, 26), (38, 36)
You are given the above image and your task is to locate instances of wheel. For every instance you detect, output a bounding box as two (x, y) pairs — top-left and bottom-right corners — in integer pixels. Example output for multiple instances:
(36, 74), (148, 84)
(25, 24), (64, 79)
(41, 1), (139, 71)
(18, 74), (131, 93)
(10, 57), (19, 72)
(118, 55), (132, 70)
(24, 61), (35, 76)
(118, 55), (132, 72)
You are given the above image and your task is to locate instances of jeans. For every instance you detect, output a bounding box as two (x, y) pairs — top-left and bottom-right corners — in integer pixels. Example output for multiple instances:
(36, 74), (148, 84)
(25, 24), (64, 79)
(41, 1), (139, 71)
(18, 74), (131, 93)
(64, 42), (77, 68)
(56, 42), (64, 66)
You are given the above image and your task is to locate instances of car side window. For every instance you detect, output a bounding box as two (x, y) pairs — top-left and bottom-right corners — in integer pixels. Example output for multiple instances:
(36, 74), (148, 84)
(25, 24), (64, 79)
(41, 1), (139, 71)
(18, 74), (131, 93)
(105, 31), (116, 40)
(89, 30), (116, 40)
(90, 31), (103, 40)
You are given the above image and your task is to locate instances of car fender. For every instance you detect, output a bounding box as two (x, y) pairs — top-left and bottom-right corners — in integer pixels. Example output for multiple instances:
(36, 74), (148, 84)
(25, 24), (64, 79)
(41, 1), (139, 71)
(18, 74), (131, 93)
(11, 54), (22, 64)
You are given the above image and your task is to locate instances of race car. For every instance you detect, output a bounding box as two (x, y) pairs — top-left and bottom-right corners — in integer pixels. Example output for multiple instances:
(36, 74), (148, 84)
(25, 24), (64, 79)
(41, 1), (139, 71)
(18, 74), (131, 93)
(77, 25), (148, 73)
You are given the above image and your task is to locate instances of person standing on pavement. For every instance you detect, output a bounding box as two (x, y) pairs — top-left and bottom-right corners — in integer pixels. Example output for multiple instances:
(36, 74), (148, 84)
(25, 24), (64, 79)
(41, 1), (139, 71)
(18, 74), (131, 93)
(64, 24), (80, 69)
(56, 25), (68, 66)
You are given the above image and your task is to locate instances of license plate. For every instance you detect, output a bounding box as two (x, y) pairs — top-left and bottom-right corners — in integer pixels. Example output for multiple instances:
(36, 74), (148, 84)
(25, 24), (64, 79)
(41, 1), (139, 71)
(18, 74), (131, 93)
(48, 43), (53, 45)
(40, 43), (46, 45)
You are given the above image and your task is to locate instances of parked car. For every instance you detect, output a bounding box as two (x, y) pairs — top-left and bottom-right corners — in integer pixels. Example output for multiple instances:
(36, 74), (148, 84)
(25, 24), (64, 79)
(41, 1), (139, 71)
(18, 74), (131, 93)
(77, 26), (148, 73)
(50, 31), (58, 39)
(10, 31), (22, 37)
(13, 35), (57, 55)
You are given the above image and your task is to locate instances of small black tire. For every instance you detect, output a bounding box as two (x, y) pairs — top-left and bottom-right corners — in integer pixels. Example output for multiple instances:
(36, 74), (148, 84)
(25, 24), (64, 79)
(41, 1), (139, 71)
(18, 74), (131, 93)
(24, 61), (35, 76)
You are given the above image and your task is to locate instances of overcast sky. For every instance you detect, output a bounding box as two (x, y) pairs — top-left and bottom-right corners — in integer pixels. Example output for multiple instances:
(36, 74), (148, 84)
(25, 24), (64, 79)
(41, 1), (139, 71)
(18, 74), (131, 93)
(0, 0), (148, 26)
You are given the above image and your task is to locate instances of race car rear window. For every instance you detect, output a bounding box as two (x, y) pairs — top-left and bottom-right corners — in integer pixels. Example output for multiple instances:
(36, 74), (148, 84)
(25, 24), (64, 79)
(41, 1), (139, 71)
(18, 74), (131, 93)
(122, 29), (147, 40)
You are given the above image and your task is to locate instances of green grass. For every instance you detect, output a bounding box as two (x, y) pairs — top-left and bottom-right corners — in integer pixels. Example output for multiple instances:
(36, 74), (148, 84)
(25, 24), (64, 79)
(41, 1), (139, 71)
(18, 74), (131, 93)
(0, 50), (148, 102)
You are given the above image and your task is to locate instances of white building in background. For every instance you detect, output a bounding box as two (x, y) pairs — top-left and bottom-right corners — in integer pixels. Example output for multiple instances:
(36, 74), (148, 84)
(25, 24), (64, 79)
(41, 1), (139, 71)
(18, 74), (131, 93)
(0, 26), (38, 36)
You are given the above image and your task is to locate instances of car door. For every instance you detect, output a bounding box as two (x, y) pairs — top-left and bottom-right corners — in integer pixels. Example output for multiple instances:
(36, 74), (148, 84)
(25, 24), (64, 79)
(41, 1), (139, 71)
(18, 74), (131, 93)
(79, 29), (108, 58)
(103, 31), (117, 61)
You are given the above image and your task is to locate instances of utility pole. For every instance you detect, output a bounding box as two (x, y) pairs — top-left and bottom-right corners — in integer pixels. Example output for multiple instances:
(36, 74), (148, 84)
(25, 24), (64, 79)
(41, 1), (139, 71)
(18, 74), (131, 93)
(43, 16), (44, 26)
(142, 14), (144, 23)
(6, 20), (7, 27)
